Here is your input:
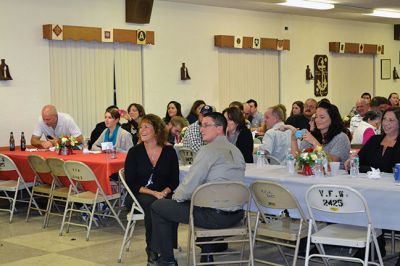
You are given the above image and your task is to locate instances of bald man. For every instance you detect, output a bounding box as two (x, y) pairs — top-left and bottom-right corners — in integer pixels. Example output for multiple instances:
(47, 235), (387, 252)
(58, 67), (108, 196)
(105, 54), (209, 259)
(31, 105), (83, 148)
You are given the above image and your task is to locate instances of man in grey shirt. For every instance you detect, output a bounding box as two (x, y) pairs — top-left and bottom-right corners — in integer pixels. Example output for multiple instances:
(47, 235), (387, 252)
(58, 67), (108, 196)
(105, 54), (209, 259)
(149, 112), (245, 266)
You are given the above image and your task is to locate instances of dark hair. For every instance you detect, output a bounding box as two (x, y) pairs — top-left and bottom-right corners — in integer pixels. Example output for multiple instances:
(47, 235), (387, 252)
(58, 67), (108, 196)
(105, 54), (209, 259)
(290, 101), (304, 116)
(311, 101), (346, 145)
(139, 114), (167, 146)
(164, 101), (183, 123)
(127, 103), (145, 118)
(187, 100), (205, 119)
(246, 99), (258, 108)
(381, 107), (400, 141)
(203, 112), (227, 133)
(370, 96), (389, 107)
(106, 105), (118, 113)
(362, 111), (381, 122)
(388, 93), (399, 106)
(229, 101), (243, 111)
(106, 108), (121, 120)
(361, 92), (371, 99)
(318, 98), (331, 105)
(222, 107), (246, 131)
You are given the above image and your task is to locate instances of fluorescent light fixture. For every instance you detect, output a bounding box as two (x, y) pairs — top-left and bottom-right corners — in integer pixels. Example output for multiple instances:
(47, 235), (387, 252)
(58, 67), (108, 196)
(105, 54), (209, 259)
(279, 0), (334, 10)
(367, 9), (400, 19)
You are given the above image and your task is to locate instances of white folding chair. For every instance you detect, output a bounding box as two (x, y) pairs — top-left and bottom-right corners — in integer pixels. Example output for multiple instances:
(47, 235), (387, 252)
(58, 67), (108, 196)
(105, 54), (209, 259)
(61, 161), (125, 240)
(117, 168), (145, 263)
(0, 153), (40, 222)
(305, 184), (384, 266)
(266, 154), (281, 165)
(179, 147), (195, 165)
(187, 182), (254, 266)
(250, 181), (308, 266)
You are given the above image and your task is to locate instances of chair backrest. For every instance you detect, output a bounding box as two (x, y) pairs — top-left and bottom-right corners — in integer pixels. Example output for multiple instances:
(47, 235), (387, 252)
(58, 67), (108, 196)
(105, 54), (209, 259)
(191, 182), (250, 210)
(0, 153), (22, 181)
(266, 154), (281, 165)
(253, 138), (261, 144)
(64, 161), (97, 182)
(179, 148), (195, 165)
(119, 168), (144, 215)
(27, 154), (53, 185)
(46, 157), (71, 187)
(306, 184), (373, 228)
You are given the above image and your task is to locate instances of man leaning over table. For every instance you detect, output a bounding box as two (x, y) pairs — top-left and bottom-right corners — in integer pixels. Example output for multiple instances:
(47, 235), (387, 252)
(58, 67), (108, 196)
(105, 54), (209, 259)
(31, 104), (83, 148)
(149, 112), (246, 266)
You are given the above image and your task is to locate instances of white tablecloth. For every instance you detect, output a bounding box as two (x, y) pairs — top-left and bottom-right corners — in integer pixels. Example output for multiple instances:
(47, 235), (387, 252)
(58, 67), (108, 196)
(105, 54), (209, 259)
(179, 164), (400, 230)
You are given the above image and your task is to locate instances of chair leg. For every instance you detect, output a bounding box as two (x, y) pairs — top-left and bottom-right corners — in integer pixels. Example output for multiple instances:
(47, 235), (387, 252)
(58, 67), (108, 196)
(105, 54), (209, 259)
(186, 225), (192, 266)
(25, 190), (35, 222)
(118, 219), (134, 263)
(86, 203), (97, 241)
(9, 190), (19, 223)
(59, 200), (70, 236)
(42, 194), (53, 228)
(105, 199), (125, 231)
(66, 202), (74, 233)
(126, 221), (136, 251)
(276, 244), (289, 265)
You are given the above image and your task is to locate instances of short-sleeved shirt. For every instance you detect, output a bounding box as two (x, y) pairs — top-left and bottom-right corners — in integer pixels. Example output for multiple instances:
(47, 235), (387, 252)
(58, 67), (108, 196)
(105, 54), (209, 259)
(261, 122), (291, 163)
(32, 112), (82, 139)
(250, 111), (264, 128)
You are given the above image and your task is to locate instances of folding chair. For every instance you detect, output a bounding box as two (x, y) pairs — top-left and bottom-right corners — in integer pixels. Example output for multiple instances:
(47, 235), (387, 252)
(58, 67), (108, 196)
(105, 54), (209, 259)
(117, 168), (145, 263)
(179, 147), (195, 165)
(61, 161), (125, 241)
(26, 155), (56, 224)
(266, 154), (281, 165)
(44, 157), (70, 228)
(250, 180), (308, 265)
(0, 153), (39, 222)
(305, 184), (384, 266)
(187, 182), (254, 265)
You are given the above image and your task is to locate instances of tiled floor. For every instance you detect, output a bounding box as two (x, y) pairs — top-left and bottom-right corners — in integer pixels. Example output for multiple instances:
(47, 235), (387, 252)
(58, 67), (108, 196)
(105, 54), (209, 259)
(0, 205), (398, 266)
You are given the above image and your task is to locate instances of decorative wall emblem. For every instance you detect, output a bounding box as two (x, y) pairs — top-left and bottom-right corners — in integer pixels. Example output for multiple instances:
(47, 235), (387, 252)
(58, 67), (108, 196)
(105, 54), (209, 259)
(314, 55), (328, 97)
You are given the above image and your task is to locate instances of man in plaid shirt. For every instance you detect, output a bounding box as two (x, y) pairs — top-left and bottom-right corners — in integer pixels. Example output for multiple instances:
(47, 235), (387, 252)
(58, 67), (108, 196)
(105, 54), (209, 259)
(182, 105), (213, 152)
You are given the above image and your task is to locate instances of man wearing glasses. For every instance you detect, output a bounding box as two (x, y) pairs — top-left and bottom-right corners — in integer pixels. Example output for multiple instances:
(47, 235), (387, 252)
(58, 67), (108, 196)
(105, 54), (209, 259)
(148, 112), (245, 266)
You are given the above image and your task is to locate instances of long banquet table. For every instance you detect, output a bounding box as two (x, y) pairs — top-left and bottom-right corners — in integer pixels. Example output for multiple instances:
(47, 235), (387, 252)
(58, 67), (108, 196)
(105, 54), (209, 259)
(179, 164), (400, 231)
(0, 149), (126, 195)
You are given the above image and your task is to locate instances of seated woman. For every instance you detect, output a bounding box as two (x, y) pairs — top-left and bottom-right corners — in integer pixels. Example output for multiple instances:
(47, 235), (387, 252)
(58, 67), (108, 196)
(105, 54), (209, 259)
(186, 100), (205, 124)
(351, 111), (381, 145)
(121, 103), (145, 146)
(163, 100), (184, 124)
(287, 101), (350, 167)
(88, 105), (118, 149)
(91, 108), (133, 153)
(348, 107), (400, 173)
(222, 107), (254, 163)
(124, 114), (179, 264)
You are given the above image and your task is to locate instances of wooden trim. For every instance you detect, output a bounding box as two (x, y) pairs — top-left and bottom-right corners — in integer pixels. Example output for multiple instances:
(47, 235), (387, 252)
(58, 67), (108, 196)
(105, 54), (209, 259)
(42, 24), (155, 45)
(215, 35), (290, 51)
(329, 41), (384, 55)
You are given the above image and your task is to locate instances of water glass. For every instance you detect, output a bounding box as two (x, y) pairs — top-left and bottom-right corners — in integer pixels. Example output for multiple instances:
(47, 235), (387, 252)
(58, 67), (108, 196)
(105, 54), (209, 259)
(82, 138), (89, 154)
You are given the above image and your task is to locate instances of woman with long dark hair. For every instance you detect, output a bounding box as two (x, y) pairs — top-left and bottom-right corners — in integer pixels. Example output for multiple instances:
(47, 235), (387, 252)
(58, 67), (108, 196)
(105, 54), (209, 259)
(186, 100), (205, 124)
(121, 103), (145, 146)
(163, 101), (183, 124)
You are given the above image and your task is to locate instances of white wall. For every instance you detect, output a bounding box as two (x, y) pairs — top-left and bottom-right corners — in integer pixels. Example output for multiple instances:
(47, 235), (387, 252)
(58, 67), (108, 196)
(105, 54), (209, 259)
(1, 0), (400, 146)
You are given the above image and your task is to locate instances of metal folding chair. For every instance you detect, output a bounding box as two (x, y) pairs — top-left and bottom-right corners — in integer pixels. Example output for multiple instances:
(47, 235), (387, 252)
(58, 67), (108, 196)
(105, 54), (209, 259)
(179, 147), (195, 165)
(187, 182), (254, 265)
(250, 180), (308, 265)
(0, 153), (40, 222)
(117, 168), (145, 263)
(61, 160), (125, 241)
(266, 154), (281, 165)
(305, 184), (384, 266)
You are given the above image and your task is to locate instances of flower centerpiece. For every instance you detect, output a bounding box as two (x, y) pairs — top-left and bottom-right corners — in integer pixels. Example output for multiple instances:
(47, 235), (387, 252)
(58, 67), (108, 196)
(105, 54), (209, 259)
(296, 146), (328, 176)
(56, 135), (77, 155)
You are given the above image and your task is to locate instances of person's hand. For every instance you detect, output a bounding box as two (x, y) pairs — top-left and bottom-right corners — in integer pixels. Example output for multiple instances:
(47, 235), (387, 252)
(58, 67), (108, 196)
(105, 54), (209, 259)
(302, 130), (320, 147)
(41, 141), (53, 149)
(120, 109), (130, 121)
(278, 124), (296, 132)
(344, 159), (350, 171)
(153, 191), (166, 199)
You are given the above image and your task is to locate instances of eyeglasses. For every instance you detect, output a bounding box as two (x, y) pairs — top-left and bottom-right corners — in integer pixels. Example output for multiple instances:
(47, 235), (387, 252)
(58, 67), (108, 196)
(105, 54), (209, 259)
(200, 123), (218, 128)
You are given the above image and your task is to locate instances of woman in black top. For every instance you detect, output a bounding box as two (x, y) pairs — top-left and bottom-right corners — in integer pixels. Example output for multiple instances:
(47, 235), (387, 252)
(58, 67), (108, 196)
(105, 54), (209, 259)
(121, 103), (145, 146)
(222, 107), (254, 163)
(354, 107), (400, 173)
(186, 100), (205, 124)
(124, 114), (179, 263)
(163, 101), (183, 124)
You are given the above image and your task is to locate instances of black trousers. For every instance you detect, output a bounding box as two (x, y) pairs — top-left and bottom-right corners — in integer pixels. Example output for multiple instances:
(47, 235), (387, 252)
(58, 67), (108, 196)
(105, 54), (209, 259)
(150, 199), (244, 260)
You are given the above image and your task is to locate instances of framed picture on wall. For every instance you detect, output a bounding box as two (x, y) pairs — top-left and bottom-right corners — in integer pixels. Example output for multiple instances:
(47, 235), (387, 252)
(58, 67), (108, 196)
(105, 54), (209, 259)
(381, 59), (391, 80)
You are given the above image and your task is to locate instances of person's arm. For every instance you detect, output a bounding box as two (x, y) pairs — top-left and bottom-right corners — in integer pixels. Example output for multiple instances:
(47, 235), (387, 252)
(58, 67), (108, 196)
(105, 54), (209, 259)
(362, 128), (375, 145)
(236, 129), (254, 163)
(165, 146), (180, 194)
(30, 135), (55, 148)
(90, 130), (105, 151)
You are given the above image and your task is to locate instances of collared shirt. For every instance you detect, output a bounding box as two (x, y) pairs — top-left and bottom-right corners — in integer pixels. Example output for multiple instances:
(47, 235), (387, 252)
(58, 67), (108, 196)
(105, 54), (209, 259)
(261, 121), (291, 163)
(32, 112), (82, 139)
(182, 121), (204, 153)
(250, 111), (263, 128)
(173, 135), (245, 207)
(350, 114), (363, 133)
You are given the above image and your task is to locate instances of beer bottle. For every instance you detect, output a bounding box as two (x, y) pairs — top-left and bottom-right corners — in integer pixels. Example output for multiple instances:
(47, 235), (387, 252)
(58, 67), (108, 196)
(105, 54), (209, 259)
(9, 132), (15, 151)
(20, 132), (26, 151)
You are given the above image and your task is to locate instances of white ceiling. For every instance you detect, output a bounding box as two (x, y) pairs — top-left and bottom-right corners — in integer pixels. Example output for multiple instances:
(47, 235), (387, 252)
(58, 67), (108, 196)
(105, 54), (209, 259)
(161, 0), (400, 24)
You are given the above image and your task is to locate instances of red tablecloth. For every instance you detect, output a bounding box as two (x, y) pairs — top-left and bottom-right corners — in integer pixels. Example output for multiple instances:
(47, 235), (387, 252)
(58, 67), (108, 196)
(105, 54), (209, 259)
(0, 150), (126, 195)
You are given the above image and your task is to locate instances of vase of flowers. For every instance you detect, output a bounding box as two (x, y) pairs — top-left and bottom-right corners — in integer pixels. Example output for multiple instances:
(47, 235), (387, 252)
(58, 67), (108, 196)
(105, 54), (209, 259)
(296, 146), (327, 176)
(56, 136), (77, 155)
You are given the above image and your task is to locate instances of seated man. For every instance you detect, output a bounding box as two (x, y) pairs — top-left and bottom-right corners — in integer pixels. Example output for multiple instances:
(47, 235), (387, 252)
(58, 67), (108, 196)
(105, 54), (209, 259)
(149, 112), (246, 266)
(182, 105), (213, 153)
(261, 105), (291, 163)
(166, 116), (188, 145)
(31, 105), (83, 148)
